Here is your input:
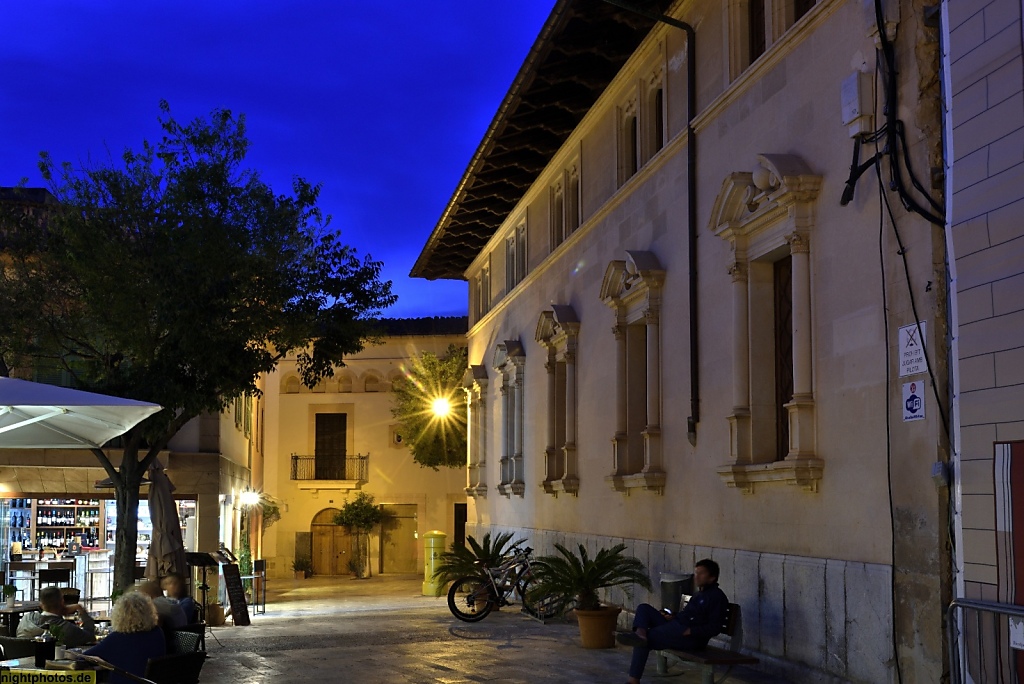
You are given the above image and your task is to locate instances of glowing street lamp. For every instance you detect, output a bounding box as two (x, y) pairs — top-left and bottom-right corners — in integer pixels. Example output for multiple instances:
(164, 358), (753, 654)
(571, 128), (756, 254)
(431, 396), (452, 418)
(239, 489), (261, 507)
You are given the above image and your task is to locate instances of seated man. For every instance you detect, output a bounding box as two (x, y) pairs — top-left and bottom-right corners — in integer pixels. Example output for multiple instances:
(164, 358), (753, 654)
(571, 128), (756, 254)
(617, 558), (728, 683)
(137, 580), (187, 630)
(160, 572), (197, 623)
(17, 585), (96, 647)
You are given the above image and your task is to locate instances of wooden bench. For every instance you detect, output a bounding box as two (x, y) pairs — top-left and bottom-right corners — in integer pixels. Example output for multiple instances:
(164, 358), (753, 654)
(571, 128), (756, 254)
(655, 600), (759, 684)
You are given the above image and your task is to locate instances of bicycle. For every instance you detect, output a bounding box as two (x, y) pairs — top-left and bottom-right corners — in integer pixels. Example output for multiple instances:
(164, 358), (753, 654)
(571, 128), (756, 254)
(446, 543), (567, 622)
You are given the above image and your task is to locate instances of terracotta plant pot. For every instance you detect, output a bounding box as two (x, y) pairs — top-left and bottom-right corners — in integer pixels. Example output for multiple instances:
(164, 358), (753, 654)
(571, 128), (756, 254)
(574, 605), (622, 649)
(294, 571), (305, 580)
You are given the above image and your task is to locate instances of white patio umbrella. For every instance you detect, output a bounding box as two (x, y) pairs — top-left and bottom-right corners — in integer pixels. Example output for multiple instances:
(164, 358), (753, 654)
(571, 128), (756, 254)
(0, 377), (162, 449)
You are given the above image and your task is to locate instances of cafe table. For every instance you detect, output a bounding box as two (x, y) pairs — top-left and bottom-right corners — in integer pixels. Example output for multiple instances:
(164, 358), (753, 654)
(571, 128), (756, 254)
(0, 655), (104, 681)
(0, 600), (40, 636)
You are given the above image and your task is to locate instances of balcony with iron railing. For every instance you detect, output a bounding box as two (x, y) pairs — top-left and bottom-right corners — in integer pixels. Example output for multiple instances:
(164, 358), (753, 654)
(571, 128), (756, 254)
(290, 453), (368, 490)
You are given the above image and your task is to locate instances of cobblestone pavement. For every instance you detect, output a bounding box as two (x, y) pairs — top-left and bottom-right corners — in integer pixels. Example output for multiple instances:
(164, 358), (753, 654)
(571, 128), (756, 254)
(201, 574), (791, 683)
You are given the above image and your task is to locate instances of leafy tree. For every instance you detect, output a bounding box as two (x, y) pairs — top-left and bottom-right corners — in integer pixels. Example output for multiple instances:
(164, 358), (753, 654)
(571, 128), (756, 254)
(333, 491), (385, 578)
(390, 344), (467, 469)
(0, 102), (396, 593)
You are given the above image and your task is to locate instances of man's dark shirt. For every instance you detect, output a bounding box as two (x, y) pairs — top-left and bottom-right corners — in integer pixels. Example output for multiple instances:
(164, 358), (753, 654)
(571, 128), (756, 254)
(676, 581), (728, 647)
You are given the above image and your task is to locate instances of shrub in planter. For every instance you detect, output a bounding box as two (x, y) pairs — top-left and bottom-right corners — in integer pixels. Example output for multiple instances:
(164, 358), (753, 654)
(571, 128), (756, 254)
(528, 543), (652, 648)
(292, 555), (313, 579)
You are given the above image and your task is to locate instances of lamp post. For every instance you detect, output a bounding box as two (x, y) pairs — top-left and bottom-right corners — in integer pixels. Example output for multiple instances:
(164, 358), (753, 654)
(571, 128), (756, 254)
(239, 488), (261, 574)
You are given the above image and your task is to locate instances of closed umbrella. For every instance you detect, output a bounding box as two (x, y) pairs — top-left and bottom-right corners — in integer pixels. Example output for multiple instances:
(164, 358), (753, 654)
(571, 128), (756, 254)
(0, 377), (161, 449)
(146, 460), (186, 580)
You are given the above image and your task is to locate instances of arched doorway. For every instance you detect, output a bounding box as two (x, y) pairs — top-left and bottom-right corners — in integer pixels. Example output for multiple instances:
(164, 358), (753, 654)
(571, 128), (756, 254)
(311, 508), (352, 576)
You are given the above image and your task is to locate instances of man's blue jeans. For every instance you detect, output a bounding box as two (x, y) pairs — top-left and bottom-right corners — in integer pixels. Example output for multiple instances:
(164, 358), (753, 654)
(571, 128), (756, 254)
(628, 603), (700, 679)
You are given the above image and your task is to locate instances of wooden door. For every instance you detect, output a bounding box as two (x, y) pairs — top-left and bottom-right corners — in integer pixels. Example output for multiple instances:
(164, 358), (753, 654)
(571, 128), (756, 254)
(314, 414), (346, 479)
(380, 504), (417, 573)
(311, 508), (352, 575)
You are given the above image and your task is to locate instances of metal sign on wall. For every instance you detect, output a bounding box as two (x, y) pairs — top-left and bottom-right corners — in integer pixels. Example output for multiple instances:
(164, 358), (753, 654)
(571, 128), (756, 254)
(902, 381), (925, 422)
(898, 321), (927, 377)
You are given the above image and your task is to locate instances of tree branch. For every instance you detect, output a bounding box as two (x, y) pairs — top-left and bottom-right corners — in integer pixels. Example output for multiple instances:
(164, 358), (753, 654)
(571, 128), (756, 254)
(91, 447), (121, 484)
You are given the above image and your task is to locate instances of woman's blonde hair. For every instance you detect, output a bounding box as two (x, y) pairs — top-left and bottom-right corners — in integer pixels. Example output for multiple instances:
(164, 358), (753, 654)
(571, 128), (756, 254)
(111, 591), (159, 634)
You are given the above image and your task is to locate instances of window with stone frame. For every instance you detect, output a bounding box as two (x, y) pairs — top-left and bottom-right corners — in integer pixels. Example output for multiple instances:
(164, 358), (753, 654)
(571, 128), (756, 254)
(463, 365), (489, 498)
(566, 163), (581, 234)
(726, 0), (820, 80)
(505, 221), (528, 293)
(492, 340), (525, 497)
(709, 153), (823, 493)
(535, 306), (580, 497)
(618, 97), (640, 185)
(473, 260), (491, 322)
(600, 251), (666, 494)
(550, 160), (582, 253)
(550, 180), (565, 251)
(649, 85), (665, 157)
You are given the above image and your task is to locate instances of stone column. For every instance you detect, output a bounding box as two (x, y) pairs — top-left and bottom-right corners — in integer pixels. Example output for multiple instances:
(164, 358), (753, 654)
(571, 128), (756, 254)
(465, 387), (476, 492)
(544, 356), (557, 481)
(789, 234), (812, 398)
(500, 378), (511, 485)
(612, 324), (628, 475)
(727, 261), (751, 463)
(645, 308), (660, 432)
(786, 232), (816, 460)
(564, 350), (577, 449)
(512, 364), (525, 494)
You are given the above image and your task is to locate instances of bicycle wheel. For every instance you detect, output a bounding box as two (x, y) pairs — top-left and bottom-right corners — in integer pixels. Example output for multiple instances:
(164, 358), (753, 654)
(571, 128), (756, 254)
(447, 576), (495, 622)
(518, 573), (569, 620)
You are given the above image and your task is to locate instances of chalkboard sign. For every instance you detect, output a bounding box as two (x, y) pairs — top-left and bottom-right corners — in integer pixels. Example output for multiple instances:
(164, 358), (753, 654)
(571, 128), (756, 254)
(221, 562), (251, 626)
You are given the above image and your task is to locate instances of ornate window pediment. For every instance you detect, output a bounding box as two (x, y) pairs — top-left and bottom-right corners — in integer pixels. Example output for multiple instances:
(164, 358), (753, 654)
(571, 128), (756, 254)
(709, 154), (822, 254)
(464, 364), (489, 498)
(601, 250), (666, 494)
(492, 340), (526, 497)
(711, 154), (823, 494)
(536, 305), (580, 497)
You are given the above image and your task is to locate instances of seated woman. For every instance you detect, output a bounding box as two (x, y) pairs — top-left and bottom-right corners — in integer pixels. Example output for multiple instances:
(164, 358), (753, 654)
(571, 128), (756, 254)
(84, 591), (165, 684)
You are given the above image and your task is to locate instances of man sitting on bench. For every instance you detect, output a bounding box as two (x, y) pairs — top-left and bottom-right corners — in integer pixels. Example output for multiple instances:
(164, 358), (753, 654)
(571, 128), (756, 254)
(617, 558), (728, 683)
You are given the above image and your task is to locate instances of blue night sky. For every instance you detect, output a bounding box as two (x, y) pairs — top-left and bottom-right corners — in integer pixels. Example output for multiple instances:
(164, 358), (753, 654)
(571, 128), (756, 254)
(0, 2), (553, 318)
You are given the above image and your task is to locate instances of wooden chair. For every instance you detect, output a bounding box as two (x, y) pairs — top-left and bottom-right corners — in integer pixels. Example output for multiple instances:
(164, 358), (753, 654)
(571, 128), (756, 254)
(38, 568), (72, 588)
(143, 651), (206, 684)
(0, 635), (37, 658)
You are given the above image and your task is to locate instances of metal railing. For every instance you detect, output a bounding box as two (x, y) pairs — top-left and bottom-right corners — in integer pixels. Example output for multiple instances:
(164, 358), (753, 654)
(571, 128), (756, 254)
(947, 597), (1024, 683)
(290, 454), (368, 481)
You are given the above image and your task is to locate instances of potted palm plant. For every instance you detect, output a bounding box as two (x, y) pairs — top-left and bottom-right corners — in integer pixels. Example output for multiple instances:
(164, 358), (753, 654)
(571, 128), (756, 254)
(292, 555), (313, 579)
(430, 531), (524, 594)
(528, 543), (652, 648)
(2, 584), (16, 609)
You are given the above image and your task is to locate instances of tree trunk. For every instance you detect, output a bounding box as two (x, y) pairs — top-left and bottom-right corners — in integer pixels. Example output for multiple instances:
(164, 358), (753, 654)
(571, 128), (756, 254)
(113, 450), (143, 595)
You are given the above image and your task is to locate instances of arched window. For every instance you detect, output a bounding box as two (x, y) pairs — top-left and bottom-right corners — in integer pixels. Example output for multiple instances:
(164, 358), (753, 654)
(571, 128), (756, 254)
(364, 372), (383, 393)
(338, 373), (354, 393)
(282, 376), (300, 394)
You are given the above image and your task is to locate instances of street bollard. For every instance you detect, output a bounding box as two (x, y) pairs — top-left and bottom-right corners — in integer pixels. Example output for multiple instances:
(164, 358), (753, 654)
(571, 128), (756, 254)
(422, 530), (447, 596)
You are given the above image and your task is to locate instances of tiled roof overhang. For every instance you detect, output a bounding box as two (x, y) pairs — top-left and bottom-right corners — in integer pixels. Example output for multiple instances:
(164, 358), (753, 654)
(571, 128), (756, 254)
(411, 0), (672, 281)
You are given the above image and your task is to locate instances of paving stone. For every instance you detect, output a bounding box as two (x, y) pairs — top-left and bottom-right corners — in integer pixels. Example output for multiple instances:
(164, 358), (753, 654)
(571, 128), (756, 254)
(200, 574), (790, 683)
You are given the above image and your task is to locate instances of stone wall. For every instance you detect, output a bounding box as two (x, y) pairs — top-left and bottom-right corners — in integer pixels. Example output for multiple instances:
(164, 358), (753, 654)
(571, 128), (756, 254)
(471, 522), (895, 683)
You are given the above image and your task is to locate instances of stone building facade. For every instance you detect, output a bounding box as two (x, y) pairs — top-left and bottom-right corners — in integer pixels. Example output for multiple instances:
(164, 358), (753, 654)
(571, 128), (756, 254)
(414, 1), (950, 681)
(258, 318), (468, 580)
